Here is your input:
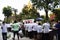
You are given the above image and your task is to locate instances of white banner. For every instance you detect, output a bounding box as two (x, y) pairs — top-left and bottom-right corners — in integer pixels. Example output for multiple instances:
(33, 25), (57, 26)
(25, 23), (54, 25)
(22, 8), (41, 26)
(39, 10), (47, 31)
(23, 19), (34, 24)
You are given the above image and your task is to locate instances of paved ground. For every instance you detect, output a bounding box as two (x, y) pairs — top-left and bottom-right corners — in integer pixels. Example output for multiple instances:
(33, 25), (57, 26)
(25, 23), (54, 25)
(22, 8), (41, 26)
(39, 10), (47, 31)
(0, 26), (57, 40)
(0, 27), (3, 40)
(7, 37), (33, 40)
(0, 26), (33, 40)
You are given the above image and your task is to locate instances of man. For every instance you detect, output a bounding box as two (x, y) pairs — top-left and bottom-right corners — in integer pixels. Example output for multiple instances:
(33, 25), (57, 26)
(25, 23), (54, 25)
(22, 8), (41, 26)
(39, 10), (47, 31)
(1, 21), (7, 40)
(50, 20), (58, 40)
(6, 22), (11, 32)
(42, 21), (50, 40)
(12, 21), (19, 40)
(37, 23), (43, 40)
(24, 23), (29, 37)
(55, 20), (60, 40)
(32, 21), (38, 40)
(27, 23), (33, 39)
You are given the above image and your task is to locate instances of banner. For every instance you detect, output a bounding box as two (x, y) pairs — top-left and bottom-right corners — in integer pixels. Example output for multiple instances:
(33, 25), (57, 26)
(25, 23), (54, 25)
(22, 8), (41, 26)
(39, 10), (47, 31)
(23, 19), (34, 24)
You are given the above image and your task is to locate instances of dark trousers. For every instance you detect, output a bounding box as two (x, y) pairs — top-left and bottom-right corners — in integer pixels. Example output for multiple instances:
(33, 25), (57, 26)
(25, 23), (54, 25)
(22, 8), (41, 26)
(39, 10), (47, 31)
(49, 30), (57, 40)
(57, 33), (60, 40)
(28, 31), (33, 39)
(33, 31), (37, 39)
(22, 30), (25, 36)
(25, 30), (28, 37)
(42, 33), (49, 40)
(37, 33), (42, 40)
(13, 31), (19, 40)
(7, 27), (11, 32)
(2, 33), (7, 40)
(49, 31), (54, 40)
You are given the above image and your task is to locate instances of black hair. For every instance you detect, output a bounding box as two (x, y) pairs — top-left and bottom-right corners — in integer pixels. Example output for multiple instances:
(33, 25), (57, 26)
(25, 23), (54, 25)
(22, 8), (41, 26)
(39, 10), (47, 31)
(38, 23), (41, 25)
(14, 20), (17, 23)
(34, 20), (36, 23)
(2, 21), (5, 24)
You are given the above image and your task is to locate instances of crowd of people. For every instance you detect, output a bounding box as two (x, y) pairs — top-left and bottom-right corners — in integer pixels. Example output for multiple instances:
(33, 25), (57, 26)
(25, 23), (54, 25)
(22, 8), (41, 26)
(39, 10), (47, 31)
(1, 20), (60, 40)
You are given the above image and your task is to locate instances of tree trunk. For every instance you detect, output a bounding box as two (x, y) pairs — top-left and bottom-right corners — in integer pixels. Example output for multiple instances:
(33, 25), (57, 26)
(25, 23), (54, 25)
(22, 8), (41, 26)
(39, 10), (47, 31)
(7, 16), (8, 23)
(14, 10), (17, 20)
(45, 9), (48, 20)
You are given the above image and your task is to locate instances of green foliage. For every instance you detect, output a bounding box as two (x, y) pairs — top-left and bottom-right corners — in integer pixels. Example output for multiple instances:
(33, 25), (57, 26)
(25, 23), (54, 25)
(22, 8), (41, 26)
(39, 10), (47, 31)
(52, 9), (60, 20)
(3, 6), (12, 22)
(31, 0), (59, 20)
(20, 5), (40, 20)
(3, 6), (12, 17)
(31, 0), (59, 9)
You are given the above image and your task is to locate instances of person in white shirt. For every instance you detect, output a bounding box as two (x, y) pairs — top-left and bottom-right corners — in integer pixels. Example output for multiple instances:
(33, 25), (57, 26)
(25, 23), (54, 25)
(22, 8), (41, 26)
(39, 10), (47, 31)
(27, 23), (33, 39)
(43, 22), (50, 33)
(42, 21), (50, 40)
(37, 23), (43, 40)
(6, 22), (11, 32)
(32, 21), (38, 40)
(24, 23), (29, 37)
(1, 21), (7, 40)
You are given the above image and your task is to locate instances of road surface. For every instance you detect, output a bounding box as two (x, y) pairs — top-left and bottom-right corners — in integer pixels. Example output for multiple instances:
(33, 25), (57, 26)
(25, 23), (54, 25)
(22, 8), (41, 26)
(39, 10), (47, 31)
(0, 26), (32, 40)
(0, 26), (57, 40)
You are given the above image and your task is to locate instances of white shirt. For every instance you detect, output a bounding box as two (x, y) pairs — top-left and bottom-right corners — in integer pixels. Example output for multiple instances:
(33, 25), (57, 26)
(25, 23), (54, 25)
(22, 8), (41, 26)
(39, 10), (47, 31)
(32, 23), (38, 31)
(37, 25), (43, 33)
(27, 23), (33, 32)
(52, 23), (57, 29)
(43, 22), (50, 33)
(1, 24), (7, 33)
(17, 22), (23, 28)
(24, 24), (29, 31)
(6, 23), (11, 28)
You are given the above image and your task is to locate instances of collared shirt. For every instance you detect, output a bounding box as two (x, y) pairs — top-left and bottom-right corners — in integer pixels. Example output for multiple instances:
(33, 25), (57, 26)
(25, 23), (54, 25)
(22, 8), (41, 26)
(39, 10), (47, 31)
(32, 23), (38, 31)
(27, 23), (33, 32)
(1, 24), (7, 33)
(43, 22), (50, 33)
(12, 23), (19, 31)
(37, 25), (43, 33)
(6, 23), (11, 28)
(17, 22), (23, 28)
(55, 23), (60, 33)
(24, 24), (29, 31)
(55, 23), (60, 29)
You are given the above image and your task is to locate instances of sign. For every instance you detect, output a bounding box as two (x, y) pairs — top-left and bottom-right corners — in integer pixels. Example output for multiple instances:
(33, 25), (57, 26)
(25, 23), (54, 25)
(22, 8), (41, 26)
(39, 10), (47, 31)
(23, 19), (34, 24)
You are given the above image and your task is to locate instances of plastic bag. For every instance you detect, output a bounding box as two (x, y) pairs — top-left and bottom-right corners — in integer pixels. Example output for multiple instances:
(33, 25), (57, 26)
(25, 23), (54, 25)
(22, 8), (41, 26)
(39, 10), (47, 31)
(18, 30), (24, 38)
(7, 32), (13, 39)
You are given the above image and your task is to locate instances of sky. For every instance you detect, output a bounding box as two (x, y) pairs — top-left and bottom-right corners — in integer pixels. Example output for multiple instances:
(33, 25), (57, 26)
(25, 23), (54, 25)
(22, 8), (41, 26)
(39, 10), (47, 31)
(0, 0), (29, 20)
(0, 0), (51, 21)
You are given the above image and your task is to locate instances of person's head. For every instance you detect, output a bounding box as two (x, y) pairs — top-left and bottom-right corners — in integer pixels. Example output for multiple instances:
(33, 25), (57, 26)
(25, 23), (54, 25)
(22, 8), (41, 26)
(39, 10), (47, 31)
(34, 20), (36, 23)
(2, 21), (5, 24)
(18, 19), (21, 22)
(6, 22), (10, 24)
(44, 20), (49, 23)
(51, 20), (58, 24)
(38, 23), (41, 25)
(14, 20), (17, 23)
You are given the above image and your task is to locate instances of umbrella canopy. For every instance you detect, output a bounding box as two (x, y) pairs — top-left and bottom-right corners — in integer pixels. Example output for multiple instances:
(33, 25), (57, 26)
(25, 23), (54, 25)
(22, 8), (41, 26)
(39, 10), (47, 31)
(36, 18), (43, 21)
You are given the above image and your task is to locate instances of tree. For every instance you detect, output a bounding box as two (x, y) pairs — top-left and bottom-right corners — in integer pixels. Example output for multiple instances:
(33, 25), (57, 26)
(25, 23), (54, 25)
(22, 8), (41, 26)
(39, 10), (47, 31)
(20, 5), (40, 20)
(52, 9), (60, 20)
(31, 0), (59, 20)
(12, 8), (17, 20)
(3, 6), (12, 22)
